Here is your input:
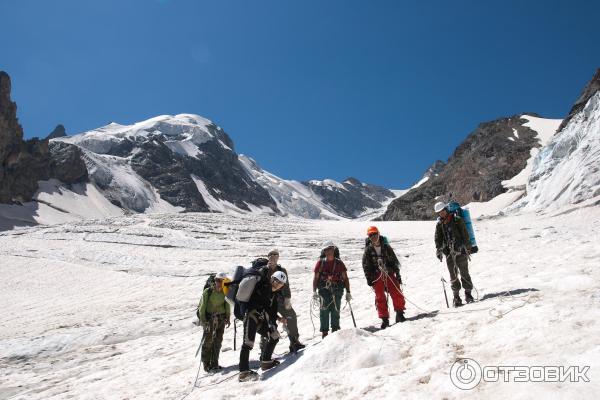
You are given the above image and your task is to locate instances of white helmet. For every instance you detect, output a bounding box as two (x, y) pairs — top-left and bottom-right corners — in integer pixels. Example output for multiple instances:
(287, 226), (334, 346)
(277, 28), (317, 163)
(271, 271), (287, 285)
(434, 201), (446, 213)
(322, 240), (335, 250)
(215, 272), (229, 280)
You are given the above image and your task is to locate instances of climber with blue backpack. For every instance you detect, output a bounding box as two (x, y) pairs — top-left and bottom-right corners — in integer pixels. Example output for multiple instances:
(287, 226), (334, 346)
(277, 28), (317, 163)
(434, 201), (477, 307)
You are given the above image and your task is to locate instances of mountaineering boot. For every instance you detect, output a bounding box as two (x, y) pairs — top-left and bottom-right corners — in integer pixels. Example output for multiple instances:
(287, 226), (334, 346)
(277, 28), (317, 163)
(465, 290), (474, 304)
(207, 366), (223, 374)
(239, 370), (259, 382)
(395, 310), (406, 323)
(380, 318), (390, 329)
(289, 340), (306, 353)
(322, 331), (328, 339)
(260, 359), (280, 370)
(453, 293), (463, 308)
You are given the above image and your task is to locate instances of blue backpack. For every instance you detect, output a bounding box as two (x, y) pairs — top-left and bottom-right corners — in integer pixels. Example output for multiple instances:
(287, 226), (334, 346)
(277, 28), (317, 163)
(446, 200), (478, 252)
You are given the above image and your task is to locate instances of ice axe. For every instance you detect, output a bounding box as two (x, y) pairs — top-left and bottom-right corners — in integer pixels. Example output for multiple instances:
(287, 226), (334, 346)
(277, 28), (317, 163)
(347, 300), (357, 328)
(441, 277), (450, 308)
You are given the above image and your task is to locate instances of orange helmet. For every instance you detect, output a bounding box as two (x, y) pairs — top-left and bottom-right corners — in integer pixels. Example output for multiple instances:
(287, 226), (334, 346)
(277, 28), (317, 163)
(367, 226), (379, 236)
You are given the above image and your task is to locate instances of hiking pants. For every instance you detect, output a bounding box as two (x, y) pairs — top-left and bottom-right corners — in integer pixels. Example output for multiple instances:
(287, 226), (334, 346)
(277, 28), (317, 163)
(372, 271), (405, 318)
(239, 309), (278, 371)
(277, 298), (300, 343)
(201, 313), (226, 370)
(318, 286), (344, 332)
(446, 253), (473, 293)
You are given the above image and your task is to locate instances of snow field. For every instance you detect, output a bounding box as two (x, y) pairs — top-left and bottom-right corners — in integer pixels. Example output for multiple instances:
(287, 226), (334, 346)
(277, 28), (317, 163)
(0, 208), (599, 399)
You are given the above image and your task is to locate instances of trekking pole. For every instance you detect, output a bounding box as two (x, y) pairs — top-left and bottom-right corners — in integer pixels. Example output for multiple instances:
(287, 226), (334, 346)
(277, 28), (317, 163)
(233, 320), (237, 351)
(195, 332), (205, 358)
(347, 301), (357, 328)
(441, 277), (450, 308)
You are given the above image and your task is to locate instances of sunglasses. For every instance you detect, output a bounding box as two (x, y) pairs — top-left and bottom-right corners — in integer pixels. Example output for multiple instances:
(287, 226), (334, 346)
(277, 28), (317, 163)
(368, 232), (379, 238)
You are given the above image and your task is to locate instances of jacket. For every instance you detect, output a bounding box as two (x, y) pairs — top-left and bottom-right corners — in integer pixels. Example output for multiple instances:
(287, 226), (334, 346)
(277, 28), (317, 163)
(435, 214), (472, 255)
(362, 240), (400, 283)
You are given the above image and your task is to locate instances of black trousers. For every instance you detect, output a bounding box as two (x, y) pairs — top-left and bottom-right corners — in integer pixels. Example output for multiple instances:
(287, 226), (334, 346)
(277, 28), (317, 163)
(239, 309), (279, 371)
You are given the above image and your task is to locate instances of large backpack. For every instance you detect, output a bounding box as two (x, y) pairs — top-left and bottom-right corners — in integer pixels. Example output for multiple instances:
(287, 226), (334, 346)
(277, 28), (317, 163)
(319, 246), (340, 259)
(196, 273), (217, 320)
(315, 248), (344, 288)
(446, 200), (478, 252)
(225, 258), (269, 320)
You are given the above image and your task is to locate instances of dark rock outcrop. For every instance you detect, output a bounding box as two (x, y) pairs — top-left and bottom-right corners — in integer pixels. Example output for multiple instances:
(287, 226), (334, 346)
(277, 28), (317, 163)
(557, 68), (600, 132)
(46, 124), (67, 140)
(0, 71), (50, 203)
(381, 115), (542, 220)
(1, 71), (89, 204)
(48, 141), (88, 184)
(422, 160), (446, 180)
(0, 72), (23, 162)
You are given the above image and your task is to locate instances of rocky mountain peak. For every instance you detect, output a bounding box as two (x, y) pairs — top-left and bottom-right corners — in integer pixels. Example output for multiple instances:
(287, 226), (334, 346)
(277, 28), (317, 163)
(557, 68), (600, 132)
(46, 124), (67, 140)
(0, 71), (24, 162)
(380, 114), (547, 220)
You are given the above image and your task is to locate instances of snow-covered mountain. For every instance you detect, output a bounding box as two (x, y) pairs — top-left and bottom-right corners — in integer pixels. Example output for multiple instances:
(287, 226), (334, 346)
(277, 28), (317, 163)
(0, 110), (398, 228)
(516, 83), (600, 212)
(0, 113), (391, 224)
(469, 69), (600, 217)
(56, 114), (279, 215)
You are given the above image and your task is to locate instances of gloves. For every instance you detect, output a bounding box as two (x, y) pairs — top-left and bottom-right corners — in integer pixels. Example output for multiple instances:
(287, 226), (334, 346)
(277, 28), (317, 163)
(436, 248), (443, 262)
(284, 297), (292, 310)
(395, 272), (403, 285)
(346, 292), (352, 302)
(270, 328), (281, 340)
(312, 291), (320, 302)
(367, 278), (374, 286)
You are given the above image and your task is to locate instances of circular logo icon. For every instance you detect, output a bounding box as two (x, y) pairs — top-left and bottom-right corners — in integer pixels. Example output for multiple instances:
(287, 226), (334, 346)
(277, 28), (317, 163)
(450, 358), (482, 390)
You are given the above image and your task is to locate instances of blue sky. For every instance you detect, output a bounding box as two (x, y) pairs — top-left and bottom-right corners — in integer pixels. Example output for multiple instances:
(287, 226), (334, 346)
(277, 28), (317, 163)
(1, 0), (599, 188)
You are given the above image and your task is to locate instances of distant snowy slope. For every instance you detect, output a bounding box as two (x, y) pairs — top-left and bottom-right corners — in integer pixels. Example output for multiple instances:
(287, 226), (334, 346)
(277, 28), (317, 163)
(501, 115), (562, 192)
(0, 180), (124, 230)
(239, 155), (341, 219)
(517, 92), (600, 211)
(239, 155), (397, 219)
